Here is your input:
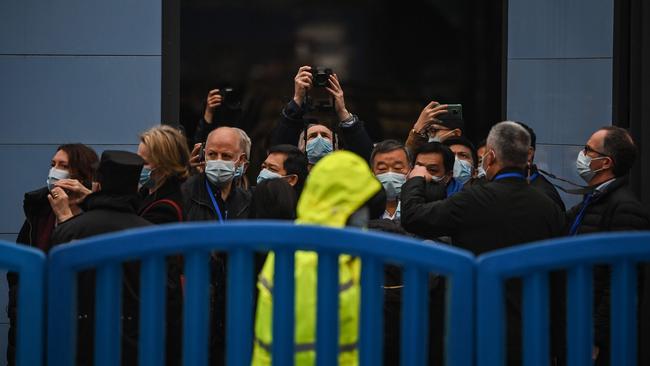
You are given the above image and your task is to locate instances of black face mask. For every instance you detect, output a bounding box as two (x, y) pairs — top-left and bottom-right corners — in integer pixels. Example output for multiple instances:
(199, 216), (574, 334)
(347, 207), (369, 228)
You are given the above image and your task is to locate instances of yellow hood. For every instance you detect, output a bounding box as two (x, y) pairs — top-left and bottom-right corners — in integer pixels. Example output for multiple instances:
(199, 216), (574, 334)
(296, 151), (381, 228)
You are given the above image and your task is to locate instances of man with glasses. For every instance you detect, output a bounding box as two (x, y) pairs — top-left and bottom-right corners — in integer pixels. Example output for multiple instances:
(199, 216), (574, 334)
(566, 126), (650, 365)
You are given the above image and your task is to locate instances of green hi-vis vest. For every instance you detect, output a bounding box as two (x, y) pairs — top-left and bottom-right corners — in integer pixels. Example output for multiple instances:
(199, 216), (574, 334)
(251, 251), (360, 366)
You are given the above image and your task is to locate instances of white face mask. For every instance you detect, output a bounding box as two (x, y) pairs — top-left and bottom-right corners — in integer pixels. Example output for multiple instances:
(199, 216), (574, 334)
(427, 130), (452, 143)
(576, 150), (607, 183)
(47, 167), (69, 191)
(205, 159), (236, 186)
(453, 158), (473, 185)
(431, 174), (446, 184)
(256, 168), (283, 185)
(376, 172), (407, 201)
(478, 151), (492, 179)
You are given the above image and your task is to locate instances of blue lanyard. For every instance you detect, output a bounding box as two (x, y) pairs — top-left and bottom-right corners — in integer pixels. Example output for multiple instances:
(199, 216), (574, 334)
(493, 172), (526, 181)
(446, 178), (463, 197)
(569, 194), (593, 235)
(528, 172), (540, 182)
(204, 179), (225, 223)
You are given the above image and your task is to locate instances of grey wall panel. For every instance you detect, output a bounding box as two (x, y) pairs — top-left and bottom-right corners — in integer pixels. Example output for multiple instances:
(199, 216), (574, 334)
(534, 143), (584, 209)
(0, 56), (161, 145)
(0, 323), (6, 365)
(0, 144), (139, 235)
(0, 0), (161, 55)
(507, 58), (612, 146)
(508, 0), (613, 59)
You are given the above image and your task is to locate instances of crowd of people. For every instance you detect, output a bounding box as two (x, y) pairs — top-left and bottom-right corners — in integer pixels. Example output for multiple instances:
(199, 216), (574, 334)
(8, 66), (650, 365)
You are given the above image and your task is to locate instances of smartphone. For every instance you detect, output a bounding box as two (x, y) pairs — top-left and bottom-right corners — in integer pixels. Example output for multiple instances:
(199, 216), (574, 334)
(199, 142), (206, 162)
(443, 104), (463, 120)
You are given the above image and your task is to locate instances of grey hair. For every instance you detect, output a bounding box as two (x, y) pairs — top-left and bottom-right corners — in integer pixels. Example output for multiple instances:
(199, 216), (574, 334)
(232, 127), (252, 159)
(206, 127), (251, 159)
(486, 121), (531, 168)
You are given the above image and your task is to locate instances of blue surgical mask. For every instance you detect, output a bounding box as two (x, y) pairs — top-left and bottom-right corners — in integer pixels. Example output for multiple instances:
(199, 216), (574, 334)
(477, 165), (487, 179)
(376, 172), (407, 201)
(47, 167), (69, 191)
(453, 158), (473, 185)
(306, 136), (333, 164)
(256, 168), (283, 184)
(576, 150), (607, 183)
(205, 159), (236, 186)
(139, 167), (154, 188)
(234, 164), (245, 179)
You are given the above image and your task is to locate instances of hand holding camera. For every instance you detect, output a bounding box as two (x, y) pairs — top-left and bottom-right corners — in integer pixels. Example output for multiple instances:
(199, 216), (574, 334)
(203, 89), (223, 124)
(293, 66), (314, 106)
(325, 73), (351, 122)
(413, 101), (449, 136)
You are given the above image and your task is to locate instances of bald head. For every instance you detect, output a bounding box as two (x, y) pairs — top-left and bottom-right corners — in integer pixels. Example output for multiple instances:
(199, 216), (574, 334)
(205, 127), (245, 162)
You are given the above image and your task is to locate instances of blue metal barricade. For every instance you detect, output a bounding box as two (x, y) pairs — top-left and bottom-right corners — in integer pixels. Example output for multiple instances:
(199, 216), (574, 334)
(45, 221), (475, 366)
(0, 240), (46, 366)
(476, 232), (650, 366)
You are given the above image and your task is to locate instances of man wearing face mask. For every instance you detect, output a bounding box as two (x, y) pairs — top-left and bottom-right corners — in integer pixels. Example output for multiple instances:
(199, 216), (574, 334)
(269, 66), (373, 163)
(442, 136), (478, 186)
(369, 140), (411, 220)
(182, 126), (252, 222)
(256, 144), (309, 196)
(401, 121), (565, 363)
(409, 142), (463, 197)
(566, 126), (649, 365)
(181, 126), (253, 365)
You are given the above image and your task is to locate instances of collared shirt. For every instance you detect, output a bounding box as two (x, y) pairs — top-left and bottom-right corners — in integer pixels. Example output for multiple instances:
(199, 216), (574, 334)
(382, 201), (401, 221)
(594, 178), (616, 194)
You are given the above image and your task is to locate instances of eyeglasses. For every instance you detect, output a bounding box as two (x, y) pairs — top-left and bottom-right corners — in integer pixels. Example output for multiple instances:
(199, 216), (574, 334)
(427, 126), (450, 136)
(583, 145), (608, 157)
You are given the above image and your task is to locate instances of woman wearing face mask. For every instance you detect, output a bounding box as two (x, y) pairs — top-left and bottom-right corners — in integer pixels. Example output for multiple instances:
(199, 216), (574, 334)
(135, 125), (190, 365)
(7, 143), (97, 365)
(137, 125), (190, 224)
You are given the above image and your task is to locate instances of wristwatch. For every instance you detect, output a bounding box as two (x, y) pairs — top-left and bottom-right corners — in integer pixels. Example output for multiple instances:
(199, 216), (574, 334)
(411, 128), (428, 139)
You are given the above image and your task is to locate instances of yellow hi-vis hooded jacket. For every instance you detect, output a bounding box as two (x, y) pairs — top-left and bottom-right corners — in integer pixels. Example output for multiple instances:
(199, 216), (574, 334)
(251, 151), (382, 366)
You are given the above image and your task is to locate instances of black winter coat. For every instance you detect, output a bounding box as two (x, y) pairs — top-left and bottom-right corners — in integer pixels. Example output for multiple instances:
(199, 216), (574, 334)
(400, 169), (566, 252)
(181, 174), (251, 366)
(138, 176), (186, 365)
(181, 174), (251, 222)
(566, 177), (650, 365)
(269, 100), (374, 162)
(530, 165), (566, 212)
(138, 176), (185, 224)
(400, 169), (566, 361)
(50, 192), (152, 366)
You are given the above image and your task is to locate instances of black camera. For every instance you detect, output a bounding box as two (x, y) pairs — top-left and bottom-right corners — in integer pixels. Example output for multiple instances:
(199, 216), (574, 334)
(220, 87), (241, 110)
(311, 67), (333, 88)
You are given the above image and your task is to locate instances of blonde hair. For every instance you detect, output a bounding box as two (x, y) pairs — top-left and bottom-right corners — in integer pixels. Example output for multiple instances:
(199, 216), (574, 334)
(140, 125), (190, 185)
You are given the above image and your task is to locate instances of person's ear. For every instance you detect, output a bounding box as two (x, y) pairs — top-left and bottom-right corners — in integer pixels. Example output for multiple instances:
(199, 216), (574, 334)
(284, 174), (298, 187)
(527, 147), (534, 164)
(601, 156), (614, 170)
(92, 182), (101, 192)
(451, 129), (462, 138)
